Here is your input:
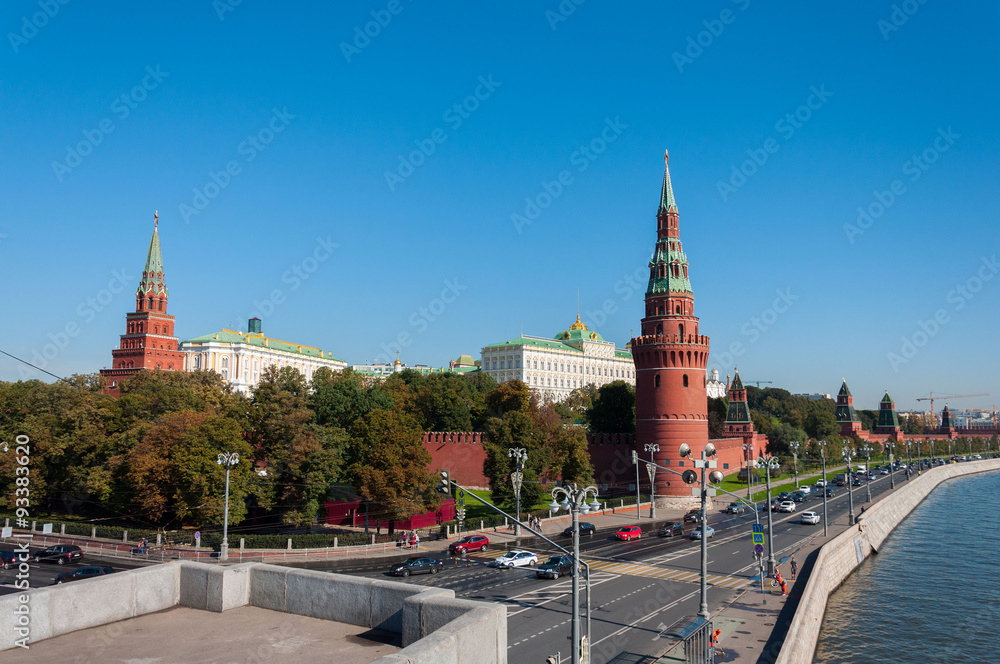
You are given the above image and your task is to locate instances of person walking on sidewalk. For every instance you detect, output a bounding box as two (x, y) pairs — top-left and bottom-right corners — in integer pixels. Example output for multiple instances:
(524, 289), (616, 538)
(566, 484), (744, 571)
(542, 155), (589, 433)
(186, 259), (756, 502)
(790, 557), (797, 580)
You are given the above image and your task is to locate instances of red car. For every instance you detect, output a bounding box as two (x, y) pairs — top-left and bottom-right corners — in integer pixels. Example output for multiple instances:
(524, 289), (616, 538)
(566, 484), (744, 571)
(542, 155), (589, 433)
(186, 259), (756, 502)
(448, 535), (489, 555)
(615, 526), (642, 541)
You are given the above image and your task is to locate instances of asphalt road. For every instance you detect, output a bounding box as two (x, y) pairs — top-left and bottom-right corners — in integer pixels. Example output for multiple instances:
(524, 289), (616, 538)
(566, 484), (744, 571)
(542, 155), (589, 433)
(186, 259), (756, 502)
(291, 465), (916, 663)
(0, 552), (145, 596)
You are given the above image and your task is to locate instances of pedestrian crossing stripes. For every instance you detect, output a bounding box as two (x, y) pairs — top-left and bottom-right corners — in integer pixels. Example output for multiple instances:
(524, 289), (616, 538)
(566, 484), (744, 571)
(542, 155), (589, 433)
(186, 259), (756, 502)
(470, 549), (749, 589)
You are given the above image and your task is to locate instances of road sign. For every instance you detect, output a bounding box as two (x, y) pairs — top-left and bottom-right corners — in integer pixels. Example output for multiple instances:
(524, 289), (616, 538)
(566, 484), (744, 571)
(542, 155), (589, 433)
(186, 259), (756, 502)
(754, 543), (764, 556)
(752, 523), (763, 533)
(752, 533), (764, 545)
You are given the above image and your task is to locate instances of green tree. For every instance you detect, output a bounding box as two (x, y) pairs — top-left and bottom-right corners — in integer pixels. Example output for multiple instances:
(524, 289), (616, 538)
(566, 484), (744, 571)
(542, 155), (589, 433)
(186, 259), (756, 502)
(586, 381), (635, 434)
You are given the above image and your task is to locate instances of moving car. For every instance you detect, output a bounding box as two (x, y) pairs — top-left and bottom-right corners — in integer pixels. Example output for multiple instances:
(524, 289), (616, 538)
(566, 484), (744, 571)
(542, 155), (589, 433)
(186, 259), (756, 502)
(814, 480), (827, 488)
(31, 545), (83, 565)
(790, 492), (807, 503)
(725, 502), (745, 514)
(797, 485), (812, 495)
(0, 551), (18, 570)
(53, 565), (114, 584)
(777, 492), (793, 501)
(824, 488), (836, 497)
(683, 509), (703, 523)
(448, 535), (489, 555)
(658, 522), (684, 537)
(490, 549), (538, 568)
(777, 501), (796, 513)
(536, 555), (575, 579)
(562, 522), (596, 537)
(615, 525), (642, 541)
(390, 557), (443, 577)
(690, 526), (715, 540)
(800, 511), (821, 525)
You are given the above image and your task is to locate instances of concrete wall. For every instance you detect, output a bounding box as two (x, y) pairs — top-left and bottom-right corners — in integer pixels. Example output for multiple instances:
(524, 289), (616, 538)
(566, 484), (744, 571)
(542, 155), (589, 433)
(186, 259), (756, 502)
(775, 459), (1000, 664)
(0, 561), (507, 664)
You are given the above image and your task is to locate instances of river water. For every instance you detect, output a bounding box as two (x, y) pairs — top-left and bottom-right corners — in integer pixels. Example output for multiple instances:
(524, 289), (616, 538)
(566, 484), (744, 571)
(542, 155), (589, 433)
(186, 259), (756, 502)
(813, 468), (1000, 663)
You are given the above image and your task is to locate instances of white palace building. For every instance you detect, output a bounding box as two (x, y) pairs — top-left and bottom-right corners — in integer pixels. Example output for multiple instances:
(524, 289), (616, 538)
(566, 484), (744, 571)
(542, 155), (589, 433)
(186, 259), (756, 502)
(179, 317), (347, 394)
(481, 316), (635, 402)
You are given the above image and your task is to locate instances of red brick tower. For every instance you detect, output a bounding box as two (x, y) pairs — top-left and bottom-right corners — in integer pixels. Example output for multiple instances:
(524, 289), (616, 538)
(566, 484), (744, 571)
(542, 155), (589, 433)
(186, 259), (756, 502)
(100, 213), (186, 395)
(630, 151), (711, 508)
(835, 379), (865, 438)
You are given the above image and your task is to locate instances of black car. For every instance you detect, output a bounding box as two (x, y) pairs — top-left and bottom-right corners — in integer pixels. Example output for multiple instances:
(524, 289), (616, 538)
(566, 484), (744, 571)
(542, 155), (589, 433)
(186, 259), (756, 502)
(790, 492), (807, 503)
(390, 557), (443, 577)
(0, 551), (18, 570)
(31, 545), (83, 565)
(683, 509), (703, 523)
(536, 555), (574, 580)
(54, 565), (114, 585)
(824, 488), (836, 497)
(658, 522), (684, 537)
(562, 522), (596, 537)
(777, 492), (793, 501)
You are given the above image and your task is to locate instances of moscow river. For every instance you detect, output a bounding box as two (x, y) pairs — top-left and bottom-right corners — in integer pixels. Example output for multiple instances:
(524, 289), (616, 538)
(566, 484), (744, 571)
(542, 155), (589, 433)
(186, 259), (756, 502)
(814, 468), (1000, 663)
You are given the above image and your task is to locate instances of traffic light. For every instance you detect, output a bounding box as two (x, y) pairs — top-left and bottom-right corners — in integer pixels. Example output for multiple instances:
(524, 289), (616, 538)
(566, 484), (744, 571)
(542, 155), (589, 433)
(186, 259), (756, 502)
(437, 469), (451, 496)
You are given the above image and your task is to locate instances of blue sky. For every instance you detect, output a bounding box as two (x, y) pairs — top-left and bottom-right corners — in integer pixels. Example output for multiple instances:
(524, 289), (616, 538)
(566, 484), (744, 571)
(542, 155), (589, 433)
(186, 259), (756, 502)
(2, 1), (998, 413)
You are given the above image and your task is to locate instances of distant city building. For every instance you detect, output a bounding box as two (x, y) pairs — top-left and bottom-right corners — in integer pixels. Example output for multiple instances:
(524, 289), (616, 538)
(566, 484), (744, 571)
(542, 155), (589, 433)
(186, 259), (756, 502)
(481, 315), (634, 402)
(351, 354), (480, 378)
(793, 392), (833, 401)
(706, 367), (726, 399)
(100, 213), (186, 395)
(179, 317), (347, 395)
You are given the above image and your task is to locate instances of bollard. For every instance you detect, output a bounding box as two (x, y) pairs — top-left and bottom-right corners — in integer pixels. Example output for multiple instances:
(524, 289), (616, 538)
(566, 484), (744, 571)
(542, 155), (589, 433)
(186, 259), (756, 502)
(240, 538), (245, 550)
(91, 527), (97, 539)
(371, 534), (375, 545)
(333, 537), (337, 548)
(156, 533), (162, 546)
(31, 521), (36, 532)
(60, 524), (65, 535)
(287, 538), (293, 550)
(446, 525), (450, 538)
(123, 531), (128, 543)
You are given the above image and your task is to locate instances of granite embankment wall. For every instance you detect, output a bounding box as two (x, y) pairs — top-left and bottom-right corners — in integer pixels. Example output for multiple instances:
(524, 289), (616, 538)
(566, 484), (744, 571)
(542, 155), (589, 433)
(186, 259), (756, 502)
(775, 458), (1000, 664)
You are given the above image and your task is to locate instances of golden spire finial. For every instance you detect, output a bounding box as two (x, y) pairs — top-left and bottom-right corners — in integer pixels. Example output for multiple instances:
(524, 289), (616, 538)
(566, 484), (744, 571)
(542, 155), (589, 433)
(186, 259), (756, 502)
(664, 149), (669, 166)
(154, 210), (158, 229)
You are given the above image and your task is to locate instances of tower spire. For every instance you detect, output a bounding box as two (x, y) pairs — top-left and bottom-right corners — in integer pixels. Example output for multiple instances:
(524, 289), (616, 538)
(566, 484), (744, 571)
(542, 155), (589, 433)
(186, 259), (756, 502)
(139, 214), (167, 298)
(659, 150), (677, 215)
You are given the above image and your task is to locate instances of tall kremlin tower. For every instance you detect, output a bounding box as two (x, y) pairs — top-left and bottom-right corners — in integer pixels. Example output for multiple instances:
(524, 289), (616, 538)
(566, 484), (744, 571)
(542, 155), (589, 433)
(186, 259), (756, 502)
(100, 213), (186, 396)
(630, 152), (711, 508)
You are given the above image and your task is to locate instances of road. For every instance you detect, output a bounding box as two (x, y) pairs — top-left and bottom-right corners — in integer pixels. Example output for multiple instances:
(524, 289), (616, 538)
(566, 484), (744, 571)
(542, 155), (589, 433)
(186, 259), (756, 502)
(292, 465), (913, 663)
(0, 551), (145, 596)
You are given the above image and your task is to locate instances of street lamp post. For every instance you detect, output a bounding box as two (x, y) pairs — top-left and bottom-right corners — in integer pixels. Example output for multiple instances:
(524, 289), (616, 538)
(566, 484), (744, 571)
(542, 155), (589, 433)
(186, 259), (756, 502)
(508, 447), (527, 536)
(216, 452), (240, 562)
(817, 440), (829, 537)
(859, 444), (872, 503)
(742, 442), (754, 499)
(679, 442), (724, 619)
(905, 440), (912, 479)
(644, 443), (659, 519)
(549, 484), (601, 664)
(631, 450), (642, 523)
(790, 441), (800, 489)
(885, 442), (895, 490)
(843, 447), (856, 525)
(755, 453), (780, 575)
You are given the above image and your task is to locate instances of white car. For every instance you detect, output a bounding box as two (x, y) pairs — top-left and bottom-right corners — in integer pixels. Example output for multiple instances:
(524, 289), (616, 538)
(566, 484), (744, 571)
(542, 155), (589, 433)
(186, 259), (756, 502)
(800, 511), (821, 525)
(814, 480), (827, 488)
(690, 526), (715, 540)
(490, 549), (538, 569)
(797, 485), (812, 495)
(778, 501), (796, 513)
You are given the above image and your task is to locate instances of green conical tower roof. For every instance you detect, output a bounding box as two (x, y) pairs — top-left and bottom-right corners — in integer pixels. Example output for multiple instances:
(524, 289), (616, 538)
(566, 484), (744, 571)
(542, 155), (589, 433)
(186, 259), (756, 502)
(835, 379), (860, 423)
(730, 369), (744, 391)
(658, 150), (677, 214)
(725, 368), (751, 424)
(877, 391), (900, 429)
(138, 212), (167, 296)
(838, 380), (852, 398)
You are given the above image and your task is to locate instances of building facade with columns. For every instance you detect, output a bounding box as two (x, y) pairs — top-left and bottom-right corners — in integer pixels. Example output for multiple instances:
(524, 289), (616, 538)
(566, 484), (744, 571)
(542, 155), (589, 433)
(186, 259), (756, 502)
(179, 317), (347, 394)
(481, 316), (634, 402)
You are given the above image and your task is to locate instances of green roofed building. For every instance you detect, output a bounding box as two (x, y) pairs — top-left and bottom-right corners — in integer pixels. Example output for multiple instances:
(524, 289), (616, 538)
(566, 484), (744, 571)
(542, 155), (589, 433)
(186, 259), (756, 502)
(180, 317), (347, 394)
(481, 315), (634, 402)
(350, 354), (480, 378)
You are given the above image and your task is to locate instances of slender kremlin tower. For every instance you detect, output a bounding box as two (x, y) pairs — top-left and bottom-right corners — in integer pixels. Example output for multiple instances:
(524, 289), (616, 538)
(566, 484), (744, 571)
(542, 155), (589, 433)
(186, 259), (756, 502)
(100, 212), (186, 396)
(630, 151), (711, 508)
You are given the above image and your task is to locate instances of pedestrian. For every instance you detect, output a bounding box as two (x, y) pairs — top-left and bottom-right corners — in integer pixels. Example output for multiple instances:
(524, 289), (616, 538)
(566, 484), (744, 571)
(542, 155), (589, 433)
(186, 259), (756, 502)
(410, 532), (417, 549)
(376, 521), (381, 535)
(399, 533), (406, 549)
(139, 537), (147, 554)
(790, 557), (797, 580)
(413, 531), (420, 549)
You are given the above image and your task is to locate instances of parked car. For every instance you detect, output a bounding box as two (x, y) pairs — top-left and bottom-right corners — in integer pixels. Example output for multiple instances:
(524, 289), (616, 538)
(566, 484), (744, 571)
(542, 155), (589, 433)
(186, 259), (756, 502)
(53, 565), (114, 584)
(725, 502), (745, 515)
(790, 492), (807, 503)
(390, 557), (443, 577)
(690, 526), (715, 540)
(777, 501), (796, 513)
(490, 550), (538, 569)
(30, 545), (83, 565)
(0, 551), (18, 570)
(683, 509), (703, 523)
(536, 555), (575, 579)
(800, 511), (821, 525)
(562, 522), (596, 537)
(448, 535), (489, 556)
(615, 525), (642, 541)
(658, 522), (684, 537)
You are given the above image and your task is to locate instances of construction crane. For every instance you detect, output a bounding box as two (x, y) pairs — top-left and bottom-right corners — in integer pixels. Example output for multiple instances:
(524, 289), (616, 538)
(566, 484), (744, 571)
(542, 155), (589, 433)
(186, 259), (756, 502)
(966, 406), (999, 428)
(746, 380), (773, 388)
(915, 393), (989, 427)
